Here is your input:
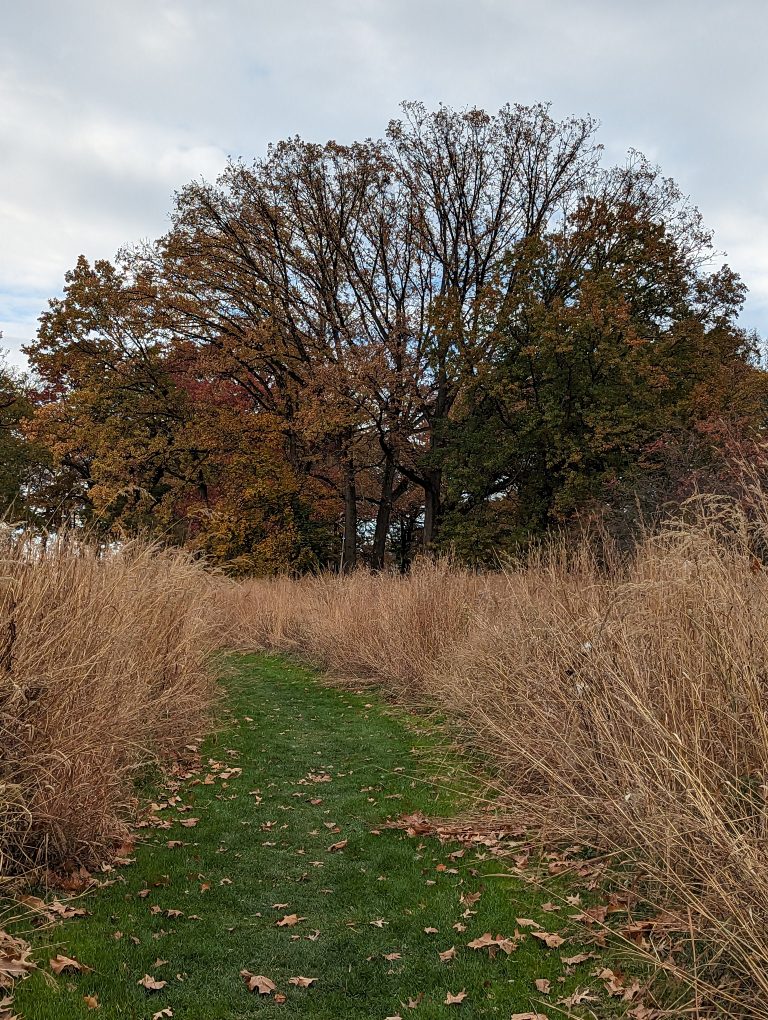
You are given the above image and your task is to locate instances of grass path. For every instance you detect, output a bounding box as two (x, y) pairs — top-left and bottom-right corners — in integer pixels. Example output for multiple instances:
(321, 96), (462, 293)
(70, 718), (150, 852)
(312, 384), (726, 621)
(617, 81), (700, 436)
(14, 654), (625, 1019)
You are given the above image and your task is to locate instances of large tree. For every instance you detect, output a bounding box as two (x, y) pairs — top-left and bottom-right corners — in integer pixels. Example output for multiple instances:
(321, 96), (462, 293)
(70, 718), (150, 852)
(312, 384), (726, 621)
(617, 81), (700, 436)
(129, 102), (602, 561)
(23, 103), (768, 569)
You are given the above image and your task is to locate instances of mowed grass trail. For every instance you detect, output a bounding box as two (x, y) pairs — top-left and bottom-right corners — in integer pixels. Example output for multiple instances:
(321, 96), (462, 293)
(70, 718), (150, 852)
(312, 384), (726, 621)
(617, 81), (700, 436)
(15, 654), (624, 1019)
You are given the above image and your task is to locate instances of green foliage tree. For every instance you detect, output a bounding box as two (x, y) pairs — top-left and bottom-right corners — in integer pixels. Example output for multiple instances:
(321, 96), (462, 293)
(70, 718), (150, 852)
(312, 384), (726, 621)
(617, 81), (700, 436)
(438, 163), (768, 557)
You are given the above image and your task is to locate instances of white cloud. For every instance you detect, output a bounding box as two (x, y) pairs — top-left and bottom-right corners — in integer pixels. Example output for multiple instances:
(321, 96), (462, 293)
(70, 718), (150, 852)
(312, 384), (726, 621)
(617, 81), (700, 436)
(2, 0), (768, 361)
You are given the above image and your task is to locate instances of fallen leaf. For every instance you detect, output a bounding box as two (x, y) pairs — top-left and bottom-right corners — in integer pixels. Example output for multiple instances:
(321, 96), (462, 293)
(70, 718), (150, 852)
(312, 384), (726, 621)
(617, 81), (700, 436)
(466, 932), (517, 957)
(531, 930), (565, 949)
(83, 994), (100, 1009)
(151, 1010), (173, 1020)
(50, 955), (90, 975)
(327, 840), (348, 852)
(288, 976), (316, 987)
(137, 974), (167, 991)
(558, 987), (597, 1006)
(444, 989), (467, 1005)
(439, 946), (457, 962)
(240, 971), (276, 995)
(0, 940), (36, 984)
(535, 978), (551, 993)
(276, 914), (305, 927)
(561, 952), (591, 965)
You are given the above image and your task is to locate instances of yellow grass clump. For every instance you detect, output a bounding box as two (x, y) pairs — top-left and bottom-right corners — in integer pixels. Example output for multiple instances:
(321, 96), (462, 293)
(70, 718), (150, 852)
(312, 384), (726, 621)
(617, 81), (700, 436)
(0, 535), (219, 879)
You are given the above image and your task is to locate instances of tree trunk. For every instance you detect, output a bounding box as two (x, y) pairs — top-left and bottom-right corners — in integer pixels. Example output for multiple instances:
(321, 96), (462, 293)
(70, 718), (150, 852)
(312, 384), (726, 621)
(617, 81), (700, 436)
(340, 457), (357, 573)
(371, 456), (395, 571)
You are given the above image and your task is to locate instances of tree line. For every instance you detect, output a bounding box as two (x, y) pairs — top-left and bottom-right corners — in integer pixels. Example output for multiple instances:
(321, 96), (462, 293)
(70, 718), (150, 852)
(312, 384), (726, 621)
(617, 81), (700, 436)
(3, 102), (767, 571)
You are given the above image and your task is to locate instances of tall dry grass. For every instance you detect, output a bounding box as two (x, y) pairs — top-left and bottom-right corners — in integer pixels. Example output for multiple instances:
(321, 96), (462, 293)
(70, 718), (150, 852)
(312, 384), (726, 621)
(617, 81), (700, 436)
(0, 535), (219, 879)
(223, 497), (768, 1015)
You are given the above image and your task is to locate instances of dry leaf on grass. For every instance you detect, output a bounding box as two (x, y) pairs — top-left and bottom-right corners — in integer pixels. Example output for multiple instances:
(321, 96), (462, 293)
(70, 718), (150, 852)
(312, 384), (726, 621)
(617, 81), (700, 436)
(240, 971), (276, 995)
(531, 931), (565, 949)
(0, 940), (35, 986)
(561, 952), (591, 965)
(49, 955), (91, 975)
(288, 976), (316, 987)
(558, 987), (597, 1006)
(137, 975), (167, 991)
(444, 989), (467, 1004)
(276, 914), (306, 927)
(466, 933), (517, 956)
(438, 946), (457, 962)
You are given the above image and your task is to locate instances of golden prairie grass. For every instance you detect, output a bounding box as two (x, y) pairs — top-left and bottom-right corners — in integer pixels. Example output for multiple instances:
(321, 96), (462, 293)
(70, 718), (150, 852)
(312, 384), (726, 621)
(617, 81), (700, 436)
(0, 535), (219, 880)
(223, 497), (768, 1016)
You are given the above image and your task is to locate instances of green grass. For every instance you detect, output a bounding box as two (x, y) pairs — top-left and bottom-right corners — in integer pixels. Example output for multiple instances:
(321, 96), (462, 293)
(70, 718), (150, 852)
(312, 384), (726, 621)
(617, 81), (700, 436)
(13, 653), (631, 1018)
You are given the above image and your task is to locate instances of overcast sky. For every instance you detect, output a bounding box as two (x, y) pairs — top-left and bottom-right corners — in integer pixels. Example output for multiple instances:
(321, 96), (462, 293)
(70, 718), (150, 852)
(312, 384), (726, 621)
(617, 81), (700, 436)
(2, 0), (767, 369)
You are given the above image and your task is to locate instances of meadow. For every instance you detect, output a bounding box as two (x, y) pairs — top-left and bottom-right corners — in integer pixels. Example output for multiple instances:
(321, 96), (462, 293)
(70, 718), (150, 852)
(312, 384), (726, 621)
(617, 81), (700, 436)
(3, 496), (768, 1016)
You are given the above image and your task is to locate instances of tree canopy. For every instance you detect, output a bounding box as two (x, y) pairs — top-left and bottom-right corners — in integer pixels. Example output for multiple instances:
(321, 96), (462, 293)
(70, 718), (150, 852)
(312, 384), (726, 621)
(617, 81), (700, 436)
(15, 102), (768, 570)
